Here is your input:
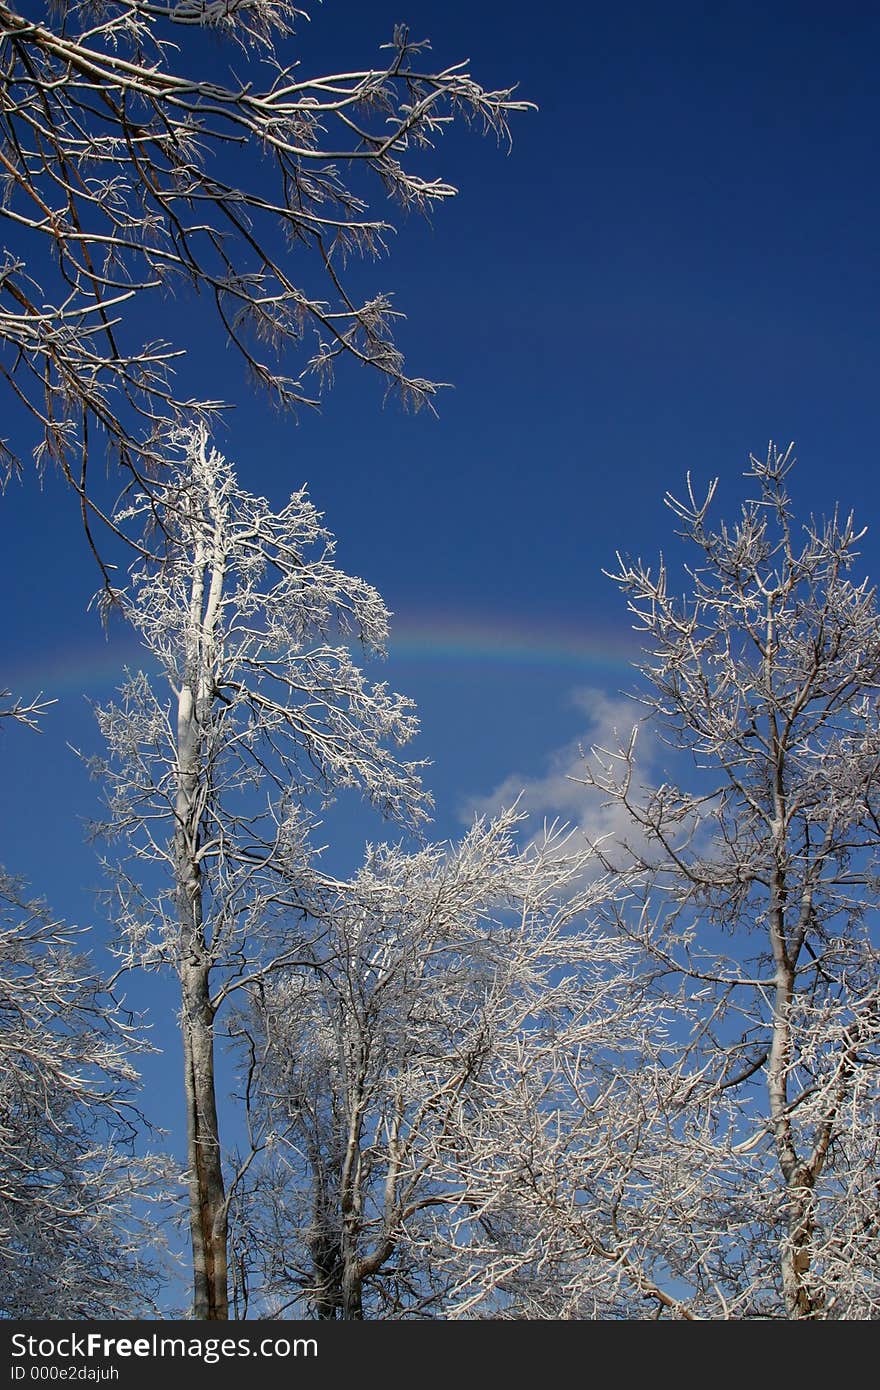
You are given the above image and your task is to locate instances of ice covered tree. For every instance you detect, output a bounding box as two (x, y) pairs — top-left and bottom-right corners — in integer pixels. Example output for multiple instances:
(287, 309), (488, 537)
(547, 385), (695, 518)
(231, 806), (649, 1320)
(571, 443), (880, 1318)
(0, 869), (165, 1318)
(0, 0), (530, 571)
(91, 422), (429, 1319)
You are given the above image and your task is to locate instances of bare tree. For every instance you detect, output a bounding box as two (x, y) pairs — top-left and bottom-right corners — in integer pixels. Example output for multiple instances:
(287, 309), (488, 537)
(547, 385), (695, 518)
(91, 422), (429, 1319)
(232, 805), (650, 1320)
(0, 0), (530, 572)
(569, 443), (880, 1318)
(0, 868), (166, 1318)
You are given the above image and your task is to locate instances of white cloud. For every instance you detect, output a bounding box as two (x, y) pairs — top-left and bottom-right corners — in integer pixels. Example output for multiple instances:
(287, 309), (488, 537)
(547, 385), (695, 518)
(463, 685), (667, 867)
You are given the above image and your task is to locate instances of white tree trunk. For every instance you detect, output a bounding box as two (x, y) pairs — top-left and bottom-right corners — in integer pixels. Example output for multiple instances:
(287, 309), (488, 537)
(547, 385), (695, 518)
(177, 528), (229, 1319)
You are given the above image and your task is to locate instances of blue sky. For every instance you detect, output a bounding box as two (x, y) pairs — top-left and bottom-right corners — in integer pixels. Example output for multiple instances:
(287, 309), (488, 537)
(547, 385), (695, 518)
(3, 0), (880, 1253)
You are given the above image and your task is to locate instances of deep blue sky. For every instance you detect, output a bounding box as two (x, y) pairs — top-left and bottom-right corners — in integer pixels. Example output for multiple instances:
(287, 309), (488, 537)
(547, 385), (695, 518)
(3, 0), (880, 1240)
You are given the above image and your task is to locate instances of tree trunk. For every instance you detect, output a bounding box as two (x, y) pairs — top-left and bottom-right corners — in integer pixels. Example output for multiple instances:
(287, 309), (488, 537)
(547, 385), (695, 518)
(176, 519), (229, 1319)
(765, 699), (823, 1318)
(767, 943), (823, 1317)
(307, 1203), (342, 1318)
(182, 960), (229, 1319)
(341, 1259), (364, 1320)
(780, 1180), (823, 1318)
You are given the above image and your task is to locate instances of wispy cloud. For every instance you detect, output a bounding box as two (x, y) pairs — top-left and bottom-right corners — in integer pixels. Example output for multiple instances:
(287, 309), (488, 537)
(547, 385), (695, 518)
(463, 686), (666, 865)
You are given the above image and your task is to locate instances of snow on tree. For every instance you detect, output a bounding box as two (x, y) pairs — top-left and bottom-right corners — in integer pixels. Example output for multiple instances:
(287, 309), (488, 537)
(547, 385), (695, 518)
(0, 0), (530, 571)
(90, 421), (430, 1318)
(231, 805), (653, 1319)
(566, 443), (880, 1318)
(0, 869), (166, 1318)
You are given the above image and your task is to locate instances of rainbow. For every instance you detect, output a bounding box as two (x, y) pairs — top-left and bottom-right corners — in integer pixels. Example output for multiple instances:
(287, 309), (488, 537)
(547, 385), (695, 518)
(389, 613), (638, 670)
(5, 610), (640, 700)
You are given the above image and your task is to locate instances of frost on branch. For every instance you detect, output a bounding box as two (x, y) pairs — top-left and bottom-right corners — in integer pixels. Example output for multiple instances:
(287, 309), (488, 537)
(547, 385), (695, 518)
(0, 0), (532, 567)
(0, 687), (56, 731)
(96, 422), (430, 882)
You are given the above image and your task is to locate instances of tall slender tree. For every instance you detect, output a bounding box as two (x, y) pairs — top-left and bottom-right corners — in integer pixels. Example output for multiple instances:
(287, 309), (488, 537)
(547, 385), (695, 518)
(92, 422), (429, 1318)
(571, 444), (880, 1317)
